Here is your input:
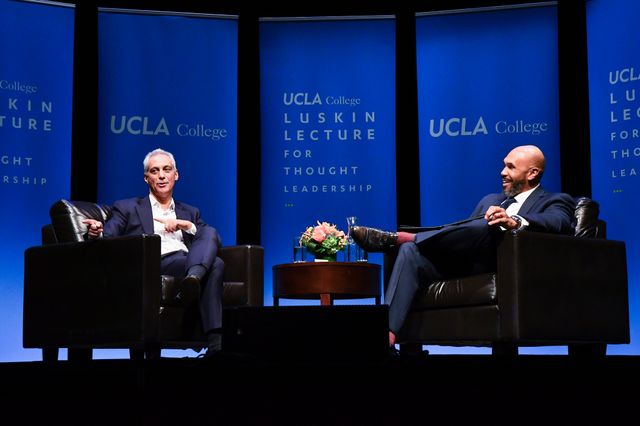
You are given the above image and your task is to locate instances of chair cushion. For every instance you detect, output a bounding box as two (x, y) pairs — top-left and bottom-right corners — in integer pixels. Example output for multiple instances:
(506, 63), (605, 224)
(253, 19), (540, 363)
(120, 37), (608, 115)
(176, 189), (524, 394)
(49, 199), (113, 243)
(411, 273), (497, 309)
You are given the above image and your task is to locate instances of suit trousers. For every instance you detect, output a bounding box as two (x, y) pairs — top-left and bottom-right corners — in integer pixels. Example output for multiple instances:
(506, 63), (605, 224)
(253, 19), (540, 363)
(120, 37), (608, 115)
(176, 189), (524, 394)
(386, 218), (500, 334)
(160, 226), (224, 332)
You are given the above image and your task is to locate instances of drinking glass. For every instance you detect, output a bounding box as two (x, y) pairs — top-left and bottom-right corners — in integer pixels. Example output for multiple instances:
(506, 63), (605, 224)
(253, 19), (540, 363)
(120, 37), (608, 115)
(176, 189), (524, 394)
(293, 236), (306, 263)
(355, 246), (368, 263)
(345, 216), (360, 262)
(346, 216), (358, 243)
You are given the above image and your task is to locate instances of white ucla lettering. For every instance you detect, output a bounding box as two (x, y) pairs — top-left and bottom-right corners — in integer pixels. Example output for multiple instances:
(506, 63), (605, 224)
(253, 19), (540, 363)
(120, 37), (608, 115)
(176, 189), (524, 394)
(282, 92), (322, 106)
(429, 117), (488, 137)
(110, 115), (169, 136)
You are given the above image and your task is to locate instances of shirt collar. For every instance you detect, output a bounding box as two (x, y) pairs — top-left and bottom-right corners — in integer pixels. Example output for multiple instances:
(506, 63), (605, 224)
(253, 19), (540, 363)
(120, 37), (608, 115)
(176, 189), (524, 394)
(149, 193), (175, 211)
(514, 184), (539, 205)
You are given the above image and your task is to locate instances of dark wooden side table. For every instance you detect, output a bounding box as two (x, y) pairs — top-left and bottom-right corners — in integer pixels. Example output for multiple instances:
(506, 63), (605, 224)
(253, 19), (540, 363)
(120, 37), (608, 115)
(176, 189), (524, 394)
(272, 262), (381, 306)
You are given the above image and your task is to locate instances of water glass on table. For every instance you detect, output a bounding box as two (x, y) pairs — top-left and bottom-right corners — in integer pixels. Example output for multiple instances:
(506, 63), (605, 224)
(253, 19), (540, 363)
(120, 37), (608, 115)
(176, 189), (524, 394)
(346, 243), (368, 262)
(346, 216), (368, 262)
(293, 237), (306, 263)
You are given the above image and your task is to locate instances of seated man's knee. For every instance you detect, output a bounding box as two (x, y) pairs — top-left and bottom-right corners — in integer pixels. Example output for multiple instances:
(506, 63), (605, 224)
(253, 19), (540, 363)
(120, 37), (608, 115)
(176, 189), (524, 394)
(397, 241), (418, 256)
(197, 225), (221, 248)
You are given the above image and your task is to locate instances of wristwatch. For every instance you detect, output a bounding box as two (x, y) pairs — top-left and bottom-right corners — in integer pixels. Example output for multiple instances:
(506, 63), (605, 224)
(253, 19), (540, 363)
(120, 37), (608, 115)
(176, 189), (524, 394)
(510, 214), (523, 229)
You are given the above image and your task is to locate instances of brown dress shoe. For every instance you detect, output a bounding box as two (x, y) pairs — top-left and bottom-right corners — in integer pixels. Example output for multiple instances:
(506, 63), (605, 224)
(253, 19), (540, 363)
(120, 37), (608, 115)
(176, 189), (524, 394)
(350, 226), (398, 252)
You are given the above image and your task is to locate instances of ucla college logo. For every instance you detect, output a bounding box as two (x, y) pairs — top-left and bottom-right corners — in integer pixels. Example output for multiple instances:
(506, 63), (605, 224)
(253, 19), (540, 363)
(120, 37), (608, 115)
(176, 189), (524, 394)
(429, 117), (488, 137)
(110, 115), (170, 136)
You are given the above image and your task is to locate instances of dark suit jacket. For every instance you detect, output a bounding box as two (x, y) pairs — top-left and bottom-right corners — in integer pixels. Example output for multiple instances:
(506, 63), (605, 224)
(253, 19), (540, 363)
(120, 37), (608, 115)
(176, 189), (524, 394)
(414, 186), (576, 246)
(470, 186), (576, 234)
(103, 196), (216, 249)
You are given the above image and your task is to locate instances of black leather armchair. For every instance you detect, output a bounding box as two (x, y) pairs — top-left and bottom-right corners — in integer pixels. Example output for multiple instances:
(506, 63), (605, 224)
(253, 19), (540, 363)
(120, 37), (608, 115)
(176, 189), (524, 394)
(23, 199), (264, 361)
(384, 198), (630, 357)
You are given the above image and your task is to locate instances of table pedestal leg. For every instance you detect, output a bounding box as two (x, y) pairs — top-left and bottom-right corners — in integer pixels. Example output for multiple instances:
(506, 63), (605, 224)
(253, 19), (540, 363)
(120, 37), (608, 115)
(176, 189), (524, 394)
(320, 293), (333, 306)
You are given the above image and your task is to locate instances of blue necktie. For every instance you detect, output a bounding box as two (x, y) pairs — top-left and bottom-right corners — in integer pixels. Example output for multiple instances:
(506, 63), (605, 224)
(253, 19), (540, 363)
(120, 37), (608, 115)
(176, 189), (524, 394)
(500, 197), (517, 210)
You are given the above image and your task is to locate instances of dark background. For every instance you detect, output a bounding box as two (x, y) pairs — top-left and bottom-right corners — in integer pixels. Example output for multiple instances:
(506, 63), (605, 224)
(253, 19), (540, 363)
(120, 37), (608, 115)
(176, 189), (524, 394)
(64, 0), (590, 245)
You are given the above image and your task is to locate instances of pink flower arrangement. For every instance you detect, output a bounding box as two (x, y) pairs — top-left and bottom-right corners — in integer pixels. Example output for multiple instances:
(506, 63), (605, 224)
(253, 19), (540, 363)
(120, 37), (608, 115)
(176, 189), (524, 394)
(299, 221), (347, 259)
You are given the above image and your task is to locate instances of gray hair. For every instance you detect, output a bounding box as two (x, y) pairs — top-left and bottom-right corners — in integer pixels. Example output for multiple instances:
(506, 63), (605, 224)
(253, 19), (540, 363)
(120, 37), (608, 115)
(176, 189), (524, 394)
(143, 148), (177, 172)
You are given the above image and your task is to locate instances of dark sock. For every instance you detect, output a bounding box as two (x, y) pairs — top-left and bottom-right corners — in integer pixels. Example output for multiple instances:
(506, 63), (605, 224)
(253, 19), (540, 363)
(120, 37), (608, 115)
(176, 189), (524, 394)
(186, 265), (207, 279)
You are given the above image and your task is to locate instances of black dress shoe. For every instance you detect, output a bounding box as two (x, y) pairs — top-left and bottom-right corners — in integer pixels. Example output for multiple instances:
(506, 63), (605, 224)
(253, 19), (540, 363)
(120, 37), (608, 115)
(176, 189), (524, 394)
(351, 226), (398, 252)
(181, 274), (201, 286)
(178, 275), (201, 301)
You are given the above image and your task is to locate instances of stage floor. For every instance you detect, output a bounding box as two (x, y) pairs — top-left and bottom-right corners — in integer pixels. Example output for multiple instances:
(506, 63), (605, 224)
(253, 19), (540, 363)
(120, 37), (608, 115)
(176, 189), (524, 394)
(1, 354), (638, 425)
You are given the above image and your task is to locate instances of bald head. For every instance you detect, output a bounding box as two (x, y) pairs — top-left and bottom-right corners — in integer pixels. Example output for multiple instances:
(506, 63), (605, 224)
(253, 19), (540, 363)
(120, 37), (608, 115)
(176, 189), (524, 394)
(510, 145), (545, 173)
(501, 145), (546, 196)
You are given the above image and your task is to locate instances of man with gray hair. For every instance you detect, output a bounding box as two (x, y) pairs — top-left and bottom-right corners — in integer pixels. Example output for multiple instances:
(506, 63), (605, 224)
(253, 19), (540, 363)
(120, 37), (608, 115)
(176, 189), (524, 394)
(83, 148), (224, 358)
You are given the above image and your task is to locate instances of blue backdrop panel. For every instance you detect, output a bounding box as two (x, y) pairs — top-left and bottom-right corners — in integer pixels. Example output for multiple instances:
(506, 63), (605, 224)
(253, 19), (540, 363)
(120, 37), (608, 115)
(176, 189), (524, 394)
(98, 10), (238, 244)
(260, 17), (396, 305)
(0, 0), (74, 361)
(416, 5), (562, 354)
(587, 0), (640, 355)
(416, 5), (561, 227)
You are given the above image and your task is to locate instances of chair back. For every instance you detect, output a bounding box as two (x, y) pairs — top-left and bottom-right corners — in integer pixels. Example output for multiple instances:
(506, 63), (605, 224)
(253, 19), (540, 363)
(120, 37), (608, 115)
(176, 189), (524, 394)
(573, 197), (603, 239)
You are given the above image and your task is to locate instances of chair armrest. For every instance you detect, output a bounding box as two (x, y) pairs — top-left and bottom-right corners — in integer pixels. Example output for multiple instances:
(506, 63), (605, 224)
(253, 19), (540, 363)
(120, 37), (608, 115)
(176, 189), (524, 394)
(23, 234), (162, 349)
(219, 245), (264, 307)
(496, 231), (630, 343)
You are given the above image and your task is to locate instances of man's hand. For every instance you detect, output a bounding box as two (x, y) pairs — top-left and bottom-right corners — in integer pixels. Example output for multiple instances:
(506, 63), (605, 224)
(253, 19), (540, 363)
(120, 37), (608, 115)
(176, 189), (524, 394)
(484, 206), (520, 230)
(154, 217), (194, 233)
(82, 218), (103, 239)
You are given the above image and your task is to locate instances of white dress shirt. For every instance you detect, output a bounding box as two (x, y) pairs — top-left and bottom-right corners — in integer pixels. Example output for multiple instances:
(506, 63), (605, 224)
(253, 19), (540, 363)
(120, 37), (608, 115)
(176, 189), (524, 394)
(505, 184), (539, 229)
(149, 193), (196, 255)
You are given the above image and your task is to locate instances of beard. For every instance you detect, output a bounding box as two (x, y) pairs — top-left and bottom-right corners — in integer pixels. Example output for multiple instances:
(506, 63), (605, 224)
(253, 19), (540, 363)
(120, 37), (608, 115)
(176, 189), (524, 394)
(503, 179), (525, 197)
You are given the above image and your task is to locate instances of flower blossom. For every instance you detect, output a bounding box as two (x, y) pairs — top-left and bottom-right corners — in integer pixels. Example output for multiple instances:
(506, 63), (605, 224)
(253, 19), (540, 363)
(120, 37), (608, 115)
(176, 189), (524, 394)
(299, 220), (348, 258)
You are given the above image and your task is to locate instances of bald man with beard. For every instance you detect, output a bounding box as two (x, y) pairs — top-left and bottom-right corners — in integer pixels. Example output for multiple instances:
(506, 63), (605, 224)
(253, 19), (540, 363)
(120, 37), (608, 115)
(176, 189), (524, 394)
(351, 145), (576, 349)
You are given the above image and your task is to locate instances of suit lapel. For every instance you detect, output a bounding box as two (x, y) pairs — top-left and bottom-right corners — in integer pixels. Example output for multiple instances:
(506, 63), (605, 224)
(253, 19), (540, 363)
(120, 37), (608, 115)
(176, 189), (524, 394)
(518, 186), (544, 215)
(135, 197), (154, 235)
(174, 202), (189, 221)
(174, 202), (193, 247)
